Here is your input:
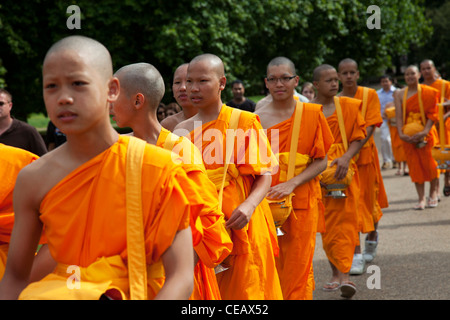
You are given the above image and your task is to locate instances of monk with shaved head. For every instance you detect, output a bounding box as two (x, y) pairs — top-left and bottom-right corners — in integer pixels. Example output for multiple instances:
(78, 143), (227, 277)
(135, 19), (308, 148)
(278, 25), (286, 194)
(338, 57), (388, 275)
(174, 53), (282, 300)
(0, 36), (199, 300)
(420, 59), (450, 197)
(111, 62), (232, 300)
(394, 65), (440, 210)
(312, 64), (366, 298)
(255, 57), (333, 299)
(160, 63), (198, 132)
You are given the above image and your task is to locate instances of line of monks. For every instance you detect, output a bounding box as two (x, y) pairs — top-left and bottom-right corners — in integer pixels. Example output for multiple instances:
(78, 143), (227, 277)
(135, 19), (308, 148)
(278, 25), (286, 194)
(0, 35), (448, 300)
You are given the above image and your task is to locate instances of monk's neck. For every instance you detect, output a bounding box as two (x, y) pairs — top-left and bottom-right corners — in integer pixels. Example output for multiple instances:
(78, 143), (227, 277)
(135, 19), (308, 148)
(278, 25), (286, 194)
(272, 97), (297, 112)
(407, 83), (419, 92)
(132, 116), (161, 145)
(182, 105), (198, 119)
(197, 100), (223, 123)
(423, 76), (438, 86)
(312, 95), (334, 108)
(65, 124), (119, 162)
(340, 85), (358, 97)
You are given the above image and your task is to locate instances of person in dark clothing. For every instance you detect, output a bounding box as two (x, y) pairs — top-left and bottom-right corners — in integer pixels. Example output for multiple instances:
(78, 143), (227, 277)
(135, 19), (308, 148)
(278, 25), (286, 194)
(226, 79), (256, 112)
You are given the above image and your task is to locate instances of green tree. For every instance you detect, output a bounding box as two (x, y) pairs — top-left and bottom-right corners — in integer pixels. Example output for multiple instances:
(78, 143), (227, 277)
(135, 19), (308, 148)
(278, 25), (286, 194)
(0, 0), (433, 120)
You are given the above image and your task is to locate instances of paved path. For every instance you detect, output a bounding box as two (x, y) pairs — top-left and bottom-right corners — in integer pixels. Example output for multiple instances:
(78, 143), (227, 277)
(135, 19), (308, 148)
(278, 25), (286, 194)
(312, 131), (450, 300)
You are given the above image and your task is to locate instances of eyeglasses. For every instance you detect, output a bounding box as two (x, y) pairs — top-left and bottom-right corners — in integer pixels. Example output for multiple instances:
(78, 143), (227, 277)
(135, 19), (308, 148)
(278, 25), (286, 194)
(266, 75), (296, 84)
(0, 101), (10, 106)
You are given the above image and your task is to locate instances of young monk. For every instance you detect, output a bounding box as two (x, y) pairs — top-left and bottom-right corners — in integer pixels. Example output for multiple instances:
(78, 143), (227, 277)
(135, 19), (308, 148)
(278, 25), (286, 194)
(312, 64), (366, 299)
(338, 58), (388, 271)
(420, 59), (450, 197)
(0, 35), (198, 300)
(394, 65), (440, 210)
(110, 62), (232, 300)
(255, 57), (333, 300)
(173, 53), (282, 300)
(160, 63), (198, 132)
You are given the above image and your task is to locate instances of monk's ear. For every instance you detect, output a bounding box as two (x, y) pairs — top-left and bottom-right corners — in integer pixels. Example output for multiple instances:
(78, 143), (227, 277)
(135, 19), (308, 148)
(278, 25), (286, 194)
(134, 93), (145, 110)
(219, 76), (226, 91)
(107, 77), (120, 103)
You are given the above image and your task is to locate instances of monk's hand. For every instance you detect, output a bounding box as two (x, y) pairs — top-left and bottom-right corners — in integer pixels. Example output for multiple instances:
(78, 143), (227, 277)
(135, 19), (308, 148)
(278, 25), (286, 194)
(399, 132), (413, 144)
(266, 181), (295, 200)
(330, 156), (349, 181)
(226, 201), (255, 230)
(411, 131), (427, 143)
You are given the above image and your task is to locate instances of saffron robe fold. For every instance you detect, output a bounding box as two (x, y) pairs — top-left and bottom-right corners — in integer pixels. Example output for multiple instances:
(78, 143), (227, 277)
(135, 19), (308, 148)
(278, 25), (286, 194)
(190, 104), (282, 300)
(401, 85), (439, 183)
(265, 102), (334, 300)
(321, 97), (366, 273)
(352, 86), (388, 232)
(0, 144), (39, 279)
(19, 136), (199, 300)
(156, 128), (232, 300)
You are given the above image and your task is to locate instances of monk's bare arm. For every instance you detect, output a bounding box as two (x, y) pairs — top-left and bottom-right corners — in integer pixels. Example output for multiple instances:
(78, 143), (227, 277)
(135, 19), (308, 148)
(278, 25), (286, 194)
(226, 174), (271, 230)
(0, 168), (43, 299)
(154, 227), (194, 300)
(267, 156), (328, 200)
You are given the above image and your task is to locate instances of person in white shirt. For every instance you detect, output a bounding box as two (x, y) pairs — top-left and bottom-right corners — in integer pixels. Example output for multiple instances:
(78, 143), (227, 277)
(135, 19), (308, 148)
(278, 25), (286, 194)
(376, 75), (396, 169)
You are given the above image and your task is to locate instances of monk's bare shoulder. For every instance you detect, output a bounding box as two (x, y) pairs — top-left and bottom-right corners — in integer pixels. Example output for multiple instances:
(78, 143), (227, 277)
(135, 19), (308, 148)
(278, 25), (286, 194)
(254, 95), (272, 112)
(173, 114), (200, 137)
(161, 112), (185, 132)
(16, 146), (78, 206)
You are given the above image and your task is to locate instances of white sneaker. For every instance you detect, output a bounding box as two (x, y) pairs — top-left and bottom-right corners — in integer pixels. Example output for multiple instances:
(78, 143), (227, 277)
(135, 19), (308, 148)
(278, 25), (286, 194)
(350, 254), (365, 275)
(363, 232), (378, 262)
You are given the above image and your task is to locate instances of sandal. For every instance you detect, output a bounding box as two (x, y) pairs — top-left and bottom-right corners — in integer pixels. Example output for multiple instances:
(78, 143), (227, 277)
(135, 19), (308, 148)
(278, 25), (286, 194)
(322, 282), (340, 292)
(413, 203), (425, 210)
(340, 281), (357, 299)
(444, 186), (450, 197)
(427, 197), (438, 208)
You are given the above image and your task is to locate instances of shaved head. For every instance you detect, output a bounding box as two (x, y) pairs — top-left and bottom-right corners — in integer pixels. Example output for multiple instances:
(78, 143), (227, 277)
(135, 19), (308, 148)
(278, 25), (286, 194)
(189, 53), (225, 79)
(420, 59), (435, 68)
(405, 65), (420, 73)
(267, 56), (296, 75)
(114, 63), (165, 109)
(44, 35), (113, 80)
(313, 64), (336, 82)
(338, 58), (358, 71)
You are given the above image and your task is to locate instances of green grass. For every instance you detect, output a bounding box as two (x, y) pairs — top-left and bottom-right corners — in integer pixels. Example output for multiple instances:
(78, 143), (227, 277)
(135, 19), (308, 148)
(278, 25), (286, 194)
(27, 113), (50, 131)
(248, 95), (264, 103)
(28, 113), (131, 136)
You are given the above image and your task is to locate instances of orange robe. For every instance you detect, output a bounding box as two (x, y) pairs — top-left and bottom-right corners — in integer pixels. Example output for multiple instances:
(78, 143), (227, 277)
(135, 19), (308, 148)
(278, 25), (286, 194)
(401, 85), (439, 183)
(19, 136), (201, 300)
(266, 102), (334, 300)
(389, 123), (407, 163)
(321, 97), (366, 273)
(190, 104), (282, 300)
(352, 86), (388, 232)
(427, 79), (450, 146)
(156, 128), (232, 300)
(0, 144), (39, 279)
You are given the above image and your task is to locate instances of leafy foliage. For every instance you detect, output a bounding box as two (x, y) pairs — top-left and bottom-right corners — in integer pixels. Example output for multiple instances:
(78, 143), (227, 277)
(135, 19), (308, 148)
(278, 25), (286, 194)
(0, 0), (433, 119)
